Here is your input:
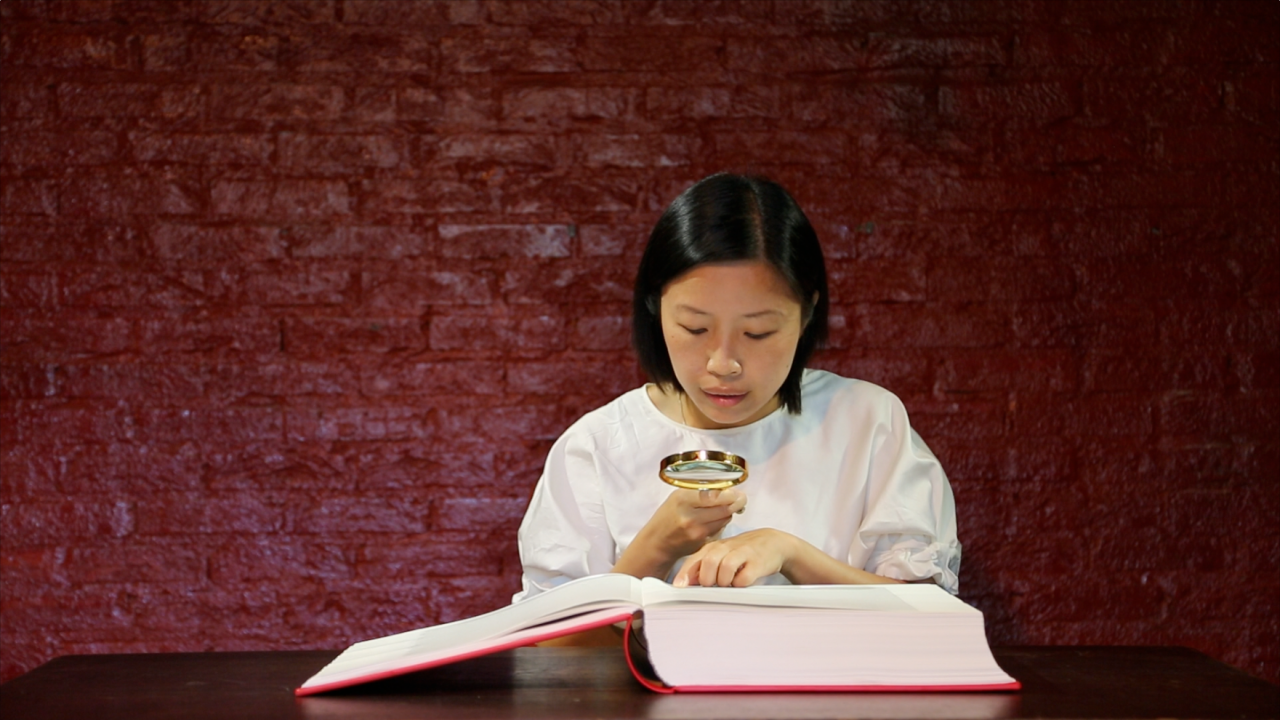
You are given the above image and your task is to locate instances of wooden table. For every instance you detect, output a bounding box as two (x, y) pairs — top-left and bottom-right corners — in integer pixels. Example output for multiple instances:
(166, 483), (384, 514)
(1, 646), (1276, 719)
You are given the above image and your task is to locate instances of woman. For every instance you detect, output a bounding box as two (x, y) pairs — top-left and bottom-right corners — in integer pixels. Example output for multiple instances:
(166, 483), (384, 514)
(515, 173), (959, 605)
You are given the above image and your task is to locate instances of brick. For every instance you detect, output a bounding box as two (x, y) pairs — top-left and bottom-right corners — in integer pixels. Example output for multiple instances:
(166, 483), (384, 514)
(854, 302), (1009, 348)
(209, 538), (351, 584)
(441, 35), (580, 74)
(500, 261), (632, 304)
(1, 317), (133, 361)
(437, 402), (581, 446)
(581, 133), (701, 168)
(909, 397), (1008, 440)
(1165, 123), (1280, 165)
(358, 540), (500, 580)
(439, 133), (561, 166)
(282, 317), (425, 357)
(361, 266), (493, 312)
(506, 357), (638, 396)
(136, 493), (283, 535)
(577, 223), (648, 258)
(438, 224), (571, 259)
(428, 311), (565, 352)
(357, 178), (493, 214)
(58, 267), (204, 309)
(59, 362), (205, 399)
(349, 86), (397, 122)
(0, 222), (147, 263)
(2, 501), (134, 545)
(240, 267), (353, 306)
(0, 83), (52, 119)
(363, 360), (505, 396)
(285, 406), (439, 443)
(0, 362), (59, 400)
(289, 494), (430, 534)
(58, 83), (203, 119)
(810, 349), (937, 396)
(278, 133), (406, 173)
(502, 87), (636, 127)
(137, 318), (280, 357)
(0, 272), (57, 309)
(571, 312), (629, 351)
(2, 27), (128, 70)
(400, 86), (447, 121)
(828, 258), (928, 303)
(1013, 392), (1154, 437)
(1234, 351), (1280, 391)
(59, 177), (199, 217)
(209, 84), (343, 120)
(204, 362), (360, 402)
(578, 33), (723, 72)
(785, 83), (930, 128)
(211, 180), (350, 220)
(353, 444), (496, 490)
(1, 179), (57, 216)
(485, 0), (639, 25)
(645, 85), (780, 120)
(286, 29), (436, 73)
(725, 35), (862, 74)
(151, 224), (284, 263)
(59, 441), (204, 495)
(199, 0), (335, 23)
(940, 349), (1078, 394)
(139, 406), (285, 445)
(130, 132), (273, 165)
(2, 131), (118, 167)
(434, 497), (527, 531)
(939, 82), (1078, 126)
(342, 0), (452, 25)
(507, 174), (641, 214)
(65, 544), (205, 584)
(1158, 392), (1277, 437)
(709, 131), (845, 167)
(928, 257), (1076, 302)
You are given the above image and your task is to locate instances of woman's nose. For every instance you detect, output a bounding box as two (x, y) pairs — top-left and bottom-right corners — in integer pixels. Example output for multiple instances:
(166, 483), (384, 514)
(706, 340), (742, 377)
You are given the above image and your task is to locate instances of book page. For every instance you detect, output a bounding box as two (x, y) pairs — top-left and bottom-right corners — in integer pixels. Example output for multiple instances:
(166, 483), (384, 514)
(640, 578), (970, 613)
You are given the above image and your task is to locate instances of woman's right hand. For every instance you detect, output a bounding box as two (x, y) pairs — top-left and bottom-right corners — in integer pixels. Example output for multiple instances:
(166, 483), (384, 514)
(610, 488), (747, 580)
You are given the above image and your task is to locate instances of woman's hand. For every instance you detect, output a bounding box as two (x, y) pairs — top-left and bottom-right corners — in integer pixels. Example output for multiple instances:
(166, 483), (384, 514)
(611, 488), (747, 580)
(673, 529), (910, 588)
(672, 528), (795, 587)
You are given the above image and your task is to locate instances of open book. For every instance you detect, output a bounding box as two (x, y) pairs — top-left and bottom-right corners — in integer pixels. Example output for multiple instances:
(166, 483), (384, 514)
(296, 574), (1019, 695)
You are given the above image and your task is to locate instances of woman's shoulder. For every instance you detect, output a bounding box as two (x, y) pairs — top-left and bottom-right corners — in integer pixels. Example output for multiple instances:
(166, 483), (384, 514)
(802, 368), (902, 404)
(800, 368), (911, 422)
(555, 385), (661, 445)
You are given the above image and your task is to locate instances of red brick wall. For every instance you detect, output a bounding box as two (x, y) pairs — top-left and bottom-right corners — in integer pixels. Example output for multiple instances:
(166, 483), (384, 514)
(2, 0), (1277, 684)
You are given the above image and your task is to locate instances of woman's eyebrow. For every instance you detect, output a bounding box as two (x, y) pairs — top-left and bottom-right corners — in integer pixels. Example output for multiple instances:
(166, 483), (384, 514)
(673, 304), (785, 319)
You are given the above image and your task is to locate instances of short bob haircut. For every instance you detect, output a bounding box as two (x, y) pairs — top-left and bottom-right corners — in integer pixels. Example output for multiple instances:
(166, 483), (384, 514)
(632, 173), (829, 414)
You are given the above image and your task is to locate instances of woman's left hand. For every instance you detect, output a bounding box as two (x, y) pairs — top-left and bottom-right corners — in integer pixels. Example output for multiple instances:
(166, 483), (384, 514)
(672, 528), (798, 588)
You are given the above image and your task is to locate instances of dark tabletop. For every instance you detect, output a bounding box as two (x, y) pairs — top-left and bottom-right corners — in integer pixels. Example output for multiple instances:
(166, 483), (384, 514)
(1, 646), (1277, 720)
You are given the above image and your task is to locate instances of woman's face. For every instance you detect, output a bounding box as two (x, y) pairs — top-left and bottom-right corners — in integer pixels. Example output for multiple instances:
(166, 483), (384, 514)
(659, 260), (806, 429)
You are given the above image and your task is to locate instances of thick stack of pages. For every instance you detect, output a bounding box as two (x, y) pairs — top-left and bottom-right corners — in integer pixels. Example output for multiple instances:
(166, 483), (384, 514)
(296, 574), (1018, 695)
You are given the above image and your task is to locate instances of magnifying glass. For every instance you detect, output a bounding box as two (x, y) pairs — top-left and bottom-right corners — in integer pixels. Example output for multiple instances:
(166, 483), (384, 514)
(659, 450), (748, 491)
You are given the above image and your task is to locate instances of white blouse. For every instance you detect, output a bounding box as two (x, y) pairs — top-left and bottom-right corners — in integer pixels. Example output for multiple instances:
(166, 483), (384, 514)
(514, 369), (961, 601)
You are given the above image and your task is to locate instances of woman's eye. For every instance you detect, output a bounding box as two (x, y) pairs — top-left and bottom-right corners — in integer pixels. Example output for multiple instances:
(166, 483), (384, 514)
(745, 331), (776, 340)
(681, 326), (708, 335)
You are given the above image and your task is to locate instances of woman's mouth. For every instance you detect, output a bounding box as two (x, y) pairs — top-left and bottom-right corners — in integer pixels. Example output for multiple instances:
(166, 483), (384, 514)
(702, 389), (747, 408)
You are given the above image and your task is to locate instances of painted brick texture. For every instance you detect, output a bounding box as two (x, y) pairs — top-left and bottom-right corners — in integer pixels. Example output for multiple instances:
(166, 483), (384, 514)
(2, 0), (1277, 684)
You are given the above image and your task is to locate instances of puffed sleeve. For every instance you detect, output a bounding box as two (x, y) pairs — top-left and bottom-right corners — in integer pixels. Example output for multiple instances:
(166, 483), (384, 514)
(856, 395), (962, 594)
(512, 424), (617, 602)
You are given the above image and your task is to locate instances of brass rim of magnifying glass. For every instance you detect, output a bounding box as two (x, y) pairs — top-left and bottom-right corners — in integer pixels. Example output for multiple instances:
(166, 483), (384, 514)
(659, 450), (748, 490)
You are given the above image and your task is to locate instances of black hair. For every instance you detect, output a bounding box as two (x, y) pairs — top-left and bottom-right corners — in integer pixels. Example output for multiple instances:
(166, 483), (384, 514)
(631, 173), (829, 414)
